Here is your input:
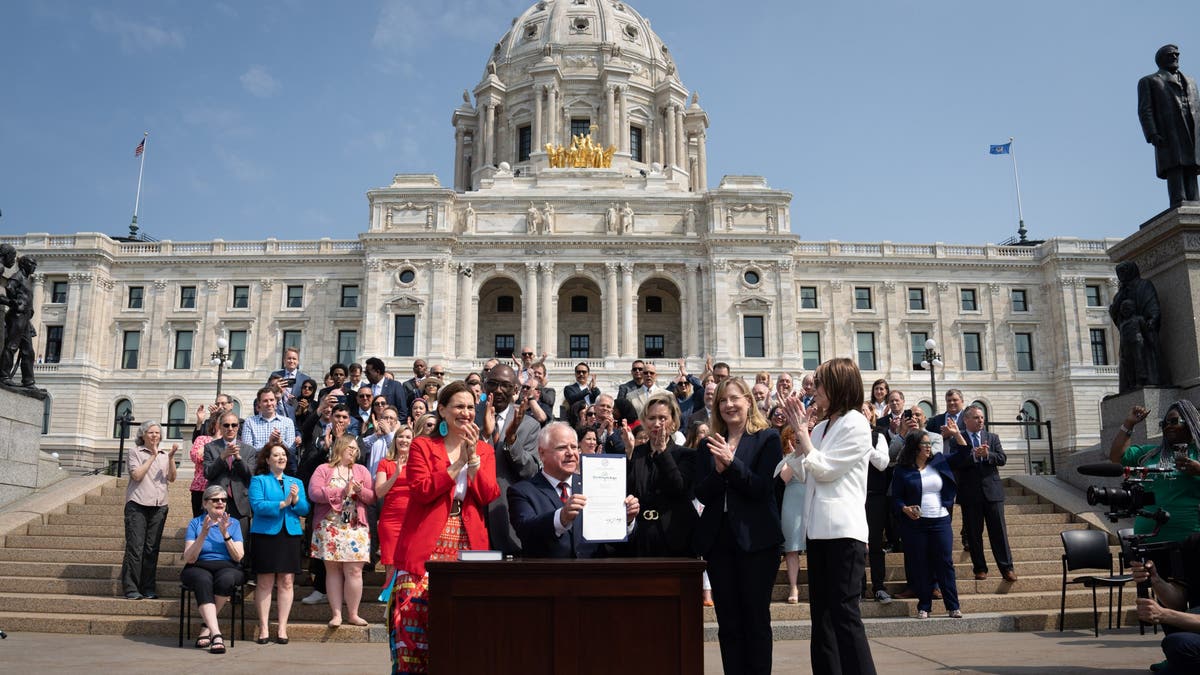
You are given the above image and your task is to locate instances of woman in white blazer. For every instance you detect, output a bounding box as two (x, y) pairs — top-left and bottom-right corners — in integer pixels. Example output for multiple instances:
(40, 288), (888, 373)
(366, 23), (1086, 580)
(778, 357), (878, 675)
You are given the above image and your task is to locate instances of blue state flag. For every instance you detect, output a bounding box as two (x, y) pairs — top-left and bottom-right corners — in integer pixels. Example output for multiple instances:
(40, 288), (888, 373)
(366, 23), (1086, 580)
(989, 142), (1011, 155)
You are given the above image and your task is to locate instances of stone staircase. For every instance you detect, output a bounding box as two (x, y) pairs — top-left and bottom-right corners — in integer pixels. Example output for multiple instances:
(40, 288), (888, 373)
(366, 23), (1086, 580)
(0, 474), (1135, 643)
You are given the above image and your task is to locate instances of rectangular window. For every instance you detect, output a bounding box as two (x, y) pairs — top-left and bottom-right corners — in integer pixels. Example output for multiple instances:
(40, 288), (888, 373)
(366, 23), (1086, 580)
(645, 296), (663, 313)
(571, 118), (591, 139)
(569, 334), (590, 358)
(232, 285), (250, 309)
(964, 332), (983, 371)
(799, 286), (818, 309)
(337, 330), (358, 365)
(180, 285), (197, 309)
(1015, 332), (1035, 371)
(910, 332), (928, 370)
(908, 288), (925, 311)
(494, 334), (515, 358)
(394, 315), (415, 357)
(128, 286), (144, 309)
(960, 288), (977, 311)
(1085, 284), (1102, 307)
(854, 286), (872, 310)
(51, 281), (68, 304)
(174, 330), (193, 369)
(856, 332), (876, 370)
(570, 295), (588, 313)
(630, 126), (644, 163)
(121, 331), (140, 370)
(45, 325), (63, 363)
(1011, 288), (1028, 312)
(517, 125), (532, 162)
(1090, 328), (1109, 366)
(340, 285), (359, 308)
(742, 316), (765, 358)
(497, 295), (515, 313)
(282, 329), (302, 354)
(228, 330), (247, 370)
(286, 285), (304, 308)
(644, 335), (665, 359)
(801, 331), (821, 370)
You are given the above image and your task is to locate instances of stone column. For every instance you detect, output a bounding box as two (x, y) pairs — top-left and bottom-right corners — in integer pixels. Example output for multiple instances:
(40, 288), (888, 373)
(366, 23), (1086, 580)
(532, 86), (543, 149)
(696, 132), (708, 190)
(664, 107), (676, 168)
(606, 86), (617, 148)
(684, 264), (698, 357)
(540, 262), (555, 357)
(458, 264), (473, 358)
(547, 88), (558, 147)
(524, 262), (539, 350)
(453, 127), (465, 190)
(483, 104), (496, 167)
(675, 106), (685, 169)
(605, 263), (619, 358)
(619, 90), (629, 154)
(621, 263), (635, 357)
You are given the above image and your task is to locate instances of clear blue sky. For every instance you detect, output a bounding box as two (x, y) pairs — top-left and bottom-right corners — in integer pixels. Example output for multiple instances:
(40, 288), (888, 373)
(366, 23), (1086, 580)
(0, 0), (1194, 244)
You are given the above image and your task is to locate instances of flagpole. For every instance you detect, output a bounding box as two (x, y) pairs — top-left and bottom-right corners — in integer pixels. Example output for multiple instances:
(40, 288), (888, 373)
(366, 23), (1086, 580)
(1008, 136), (1027, 242)
(130, 132), (148, 239)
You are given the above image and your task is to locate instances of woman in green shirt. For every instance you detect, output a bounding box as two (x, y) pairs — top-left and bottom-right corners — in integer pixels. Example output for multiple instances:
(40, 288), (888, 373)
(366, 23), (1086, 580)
(1109, 401), (1200, 565)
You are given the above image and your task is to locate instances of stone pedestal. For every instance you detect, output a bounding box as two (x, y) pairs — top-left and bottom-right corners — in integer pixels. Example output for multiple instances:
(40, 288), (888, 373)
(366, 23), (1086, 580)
(0, 386), (62, 508)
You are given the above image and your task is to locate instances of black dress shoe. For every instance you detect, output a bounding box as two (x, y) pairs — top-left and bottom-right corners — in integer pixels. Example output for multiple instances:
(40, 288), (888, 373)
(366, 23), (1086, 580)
(124, 592), (143, 600)
(142, 593), (158, 600)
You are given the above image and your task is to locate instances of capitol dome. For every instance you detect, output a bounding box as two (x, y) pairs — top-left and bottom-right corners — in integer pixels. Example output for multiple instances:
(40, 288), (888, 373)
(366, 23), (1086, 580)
(449, 0), (708, 192)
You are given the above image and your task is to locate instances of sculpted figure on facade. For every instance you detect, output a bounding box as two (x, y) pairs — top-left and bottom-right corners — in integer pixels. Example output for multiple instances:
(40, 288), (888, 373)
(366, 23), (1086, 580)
(620, 202), (635, 233)
(1109, 260), (1164, 392)
(542, 202), (555, 233)
(463, 203), (477, 233)
(684, 206), (696, 234)
(527, 202), (543, 235)
(605, 204), (618, 234)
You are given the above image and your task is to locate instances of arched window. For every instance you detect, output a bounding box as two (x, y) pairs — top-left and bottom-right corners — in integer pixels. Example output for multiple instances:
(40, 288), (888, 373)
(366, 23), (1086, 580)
(230, 398), (242, 418)
(166, 399), (187, 440)
(1022, 400), (1042, 440)
(917, 401), (934, 418)
(113, 399), (133, 439)
(971, 400), (989, 422)
(42, 395), (52, 435)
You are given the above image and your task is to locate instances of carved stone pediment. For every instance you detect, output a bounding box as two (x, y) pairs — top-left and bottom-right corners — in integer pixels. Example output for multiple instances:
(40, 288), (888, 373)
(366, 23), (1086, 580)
(385, 294), (426, 311)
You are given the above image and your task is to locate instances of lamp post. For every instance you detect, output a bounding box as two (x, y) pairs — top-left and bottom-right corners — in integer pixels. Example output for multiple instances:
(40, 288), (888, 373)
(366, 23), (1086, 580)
(210, 337), (231, 398)
(1016, 408), (1036, 473)
(920, 338), (943, 416)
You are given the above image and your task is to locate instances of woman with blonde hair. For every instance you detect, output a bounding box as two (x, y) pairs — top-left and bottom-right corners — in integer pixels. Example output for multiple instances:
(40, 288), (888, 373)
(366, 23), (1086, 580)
(693, 378), (782, 675)
(375, 425), (414, 579)
(308, 434), (376, 628)
(625, 392), (696, 557)
(413, 412), (438, 438)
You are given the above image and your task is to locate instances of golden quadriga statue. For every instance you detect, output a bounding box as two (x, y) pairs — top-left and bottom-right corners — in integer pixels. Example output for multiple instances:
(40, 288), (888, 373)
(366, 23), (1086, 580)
(545, 134), (617, 169)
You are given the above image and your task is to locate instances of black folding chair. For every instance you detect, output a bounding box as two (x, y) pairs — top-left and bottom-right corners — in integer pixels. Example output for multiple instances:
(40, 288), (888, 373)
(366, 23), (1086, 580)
(178, 581), (246, 648)
(1059, 529), (1133, 636)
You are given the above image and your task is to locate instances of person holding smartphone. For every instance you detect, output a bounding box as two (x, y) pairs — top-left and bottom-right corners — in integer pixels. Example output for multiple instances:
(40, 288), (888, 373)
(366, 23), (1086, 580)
(1110, 401), (1200, 578)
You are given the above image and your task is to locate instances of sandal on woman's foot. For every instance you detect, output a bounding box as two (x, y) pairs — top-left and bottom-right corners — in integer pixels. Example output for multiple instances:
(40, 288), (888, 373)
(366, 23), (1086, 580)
(209, 634), (226, 654)
(327, 618), (342, 629)
(346, 617), (369, 627)
(194, 630), (212, 649)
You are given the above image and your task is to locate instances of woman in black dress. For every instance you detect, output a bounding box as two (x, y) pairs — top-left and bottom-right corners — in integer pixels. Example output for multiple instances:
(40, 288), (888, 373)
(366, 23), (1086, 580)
(625, 392), (696, 556)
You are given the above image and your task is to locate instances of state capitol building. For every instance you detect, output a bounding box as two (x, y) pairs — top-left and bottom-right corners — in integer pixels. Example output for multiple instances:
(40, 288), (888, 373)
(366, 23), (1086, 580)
(6, 0), (1118, 471)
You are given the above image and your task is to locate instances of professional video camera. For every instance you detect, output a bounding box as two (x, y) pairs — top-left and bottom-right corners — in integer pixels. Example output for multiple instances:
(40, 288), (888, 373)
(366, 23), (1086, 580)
(1077, 462), (1173, 523)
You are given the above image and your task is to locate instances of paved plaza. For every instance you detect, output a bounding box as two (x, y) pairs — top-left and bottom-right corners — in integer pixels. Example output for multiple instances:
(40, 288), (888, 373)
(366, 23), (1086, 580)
(0, 628), (1165, 673)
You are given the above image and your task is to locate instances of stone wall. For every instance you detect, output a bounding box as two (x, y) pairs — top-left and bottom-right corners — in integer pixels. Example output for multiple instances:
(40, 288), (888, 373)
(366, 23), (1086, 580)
(0, 387), (63, 508)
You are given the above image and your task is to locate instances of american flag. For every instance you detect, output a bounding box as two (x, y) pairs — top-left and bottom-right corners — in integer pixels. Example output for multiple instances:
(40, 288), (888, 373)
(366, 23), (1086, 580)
(135, 138), (145, 157)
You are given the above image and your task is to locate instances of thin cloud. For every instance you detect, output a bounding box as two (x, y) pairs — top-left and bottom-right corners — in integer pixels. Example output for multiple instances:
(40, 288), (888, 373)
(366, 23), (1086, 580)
(91, 10), (185, 53)
(217, 148), (268, 183)
(240, 66), (281, 98)
(372, 0), (511, 72)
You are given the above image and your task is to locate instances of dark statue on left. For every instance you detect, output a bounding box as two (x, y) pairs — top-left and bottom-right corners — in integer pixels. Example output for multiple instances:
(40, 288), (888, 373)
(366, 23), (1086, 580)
(1109, 260), (1164, 393)
(0, 241), (39, 389)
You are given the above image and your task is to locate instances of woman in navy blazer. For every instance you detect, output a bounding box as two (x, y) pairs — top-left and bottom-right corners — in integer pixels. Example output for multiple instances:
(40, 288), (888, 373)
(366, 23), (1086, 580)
(891, 429), (961, 619)
(693, 378), (782, 675)
(249, 441), (310, 644)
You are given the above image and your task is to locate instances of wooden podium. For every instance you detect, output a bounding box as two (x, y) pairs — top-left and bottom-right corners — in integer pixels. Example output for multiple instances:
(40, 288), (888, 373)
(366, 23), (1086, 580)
(426, 558), (705, 674)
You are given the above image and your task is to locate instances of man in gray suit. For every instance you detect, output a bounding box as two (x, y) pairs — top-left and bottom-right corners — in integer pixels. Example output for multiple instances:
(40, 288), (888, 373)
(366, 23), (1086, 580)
(478, 364), (541, 554)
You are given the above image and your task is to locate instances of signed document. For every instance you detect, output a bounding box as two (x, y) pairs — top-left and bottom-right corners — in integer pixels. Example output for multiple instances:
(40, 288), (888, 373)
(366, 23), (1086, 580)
(581, 454), (627, 543)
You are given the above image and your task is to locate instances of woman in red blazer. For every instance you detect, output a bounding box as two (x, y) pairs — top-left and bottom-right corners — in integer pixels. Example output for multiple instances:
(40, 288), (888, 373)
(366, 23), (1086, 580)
(389, 380), (500, 674)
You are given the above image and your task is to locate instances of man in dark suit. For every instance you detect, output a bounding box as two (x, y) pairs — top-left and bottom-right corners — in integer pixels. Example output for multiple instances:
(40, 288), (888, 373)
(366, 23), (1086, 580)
(203, 411), (255, 569)
(364, 357), (408, 423)
(1138, 44), (1200, 206)
(268, 346), (313, 410)
(925, 388), (966, 436)
(400, 358), (428, 409)
(562, 362), (600, 427)
(616, 360), (645, 400)
(508, 422), (639, 558)
(478, 364), (542, 554)
(947, 405), (1016, 582)
(878, 389), (906, 435)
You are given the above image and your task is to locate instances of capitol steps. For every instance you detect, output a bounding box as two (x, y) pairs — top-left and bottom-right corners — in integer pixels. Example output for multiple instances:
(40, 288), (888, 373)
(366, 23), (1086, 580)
(0, 475), (1137, 643)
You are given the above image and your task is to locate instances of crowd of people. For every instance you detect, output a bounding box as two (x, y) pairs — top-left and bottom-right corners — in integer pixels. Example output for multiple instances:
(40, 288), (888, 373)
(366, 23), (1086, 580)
(122, 345), (1037, 673)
